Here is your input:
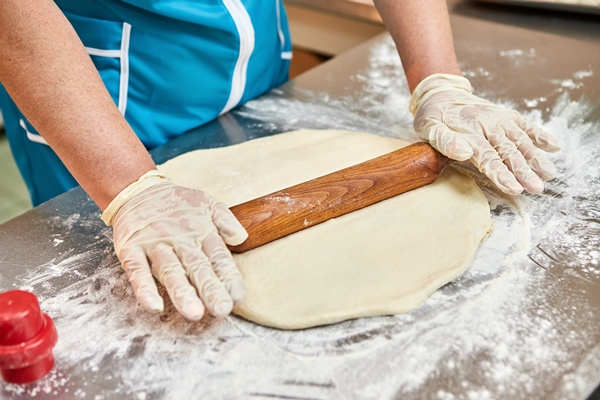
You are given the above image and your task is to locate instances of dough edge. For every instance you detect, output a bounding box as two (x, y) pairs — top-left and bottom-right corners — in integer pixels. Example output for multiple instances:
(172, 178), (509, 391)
(159, 129), (493, 330)
(232, 168), (492, 330)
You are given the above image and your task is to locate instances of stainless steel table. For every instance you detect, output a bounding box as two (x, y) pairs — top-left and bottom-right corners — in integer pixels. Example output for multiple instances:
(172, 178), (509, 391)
(1, 2), (599, 399)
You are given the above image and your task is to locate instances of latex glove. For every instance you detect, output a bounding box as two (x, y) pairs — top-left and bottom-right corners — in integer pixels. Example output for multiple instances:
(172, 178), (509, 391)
(102, 171), (248, 320)
(409, 73), (561, 195)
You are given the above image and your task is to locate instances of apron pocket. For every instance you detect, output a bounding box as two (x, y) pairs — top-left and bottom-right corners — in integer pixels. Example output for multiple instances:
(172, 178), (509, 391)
(63, 11), (131, 116)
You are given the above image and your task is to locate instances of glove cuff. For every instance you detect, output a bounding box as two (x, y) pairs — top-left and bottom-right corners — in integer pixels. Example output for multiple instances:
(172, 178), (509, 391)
(409, 73), (473, 116)
(101, 170), (171, 226)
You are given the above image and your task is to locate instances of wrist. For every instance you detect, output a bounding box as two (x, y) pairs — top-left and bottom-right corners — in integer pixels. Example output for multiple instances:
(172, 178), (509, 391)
(408, 73), (472, 116)
(405, 65), (463, 93)
(101, 170), (171, 226)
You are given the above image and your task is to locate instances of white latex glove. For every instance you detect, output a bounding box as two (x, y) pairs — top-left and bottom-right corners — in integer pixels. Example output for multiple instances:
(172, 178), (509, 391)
(102, 171), (248, 320)
(409, 73), (561, 195)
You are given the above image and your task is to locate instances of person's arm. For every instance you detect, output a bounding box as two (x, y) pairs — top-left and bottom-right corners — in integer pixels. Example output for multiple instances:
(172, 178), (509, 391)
(0, 0), (248, 321)
(373, 0), (461, 92)
(373, 0), (561, 195)
(0, 0), (154, 210)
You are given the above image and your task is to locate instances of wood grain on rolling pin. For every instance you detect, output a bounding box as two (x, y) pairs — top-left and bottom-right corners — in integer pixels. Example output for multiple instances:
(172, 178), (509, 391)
(228, 143), (452, 253)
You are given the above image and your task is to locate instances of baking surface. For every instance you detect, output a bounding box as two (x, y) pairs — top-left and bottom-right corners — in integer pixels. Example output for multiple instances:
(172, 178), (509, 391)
(476, 0), (600, 15)
(1, 3), (600, 400)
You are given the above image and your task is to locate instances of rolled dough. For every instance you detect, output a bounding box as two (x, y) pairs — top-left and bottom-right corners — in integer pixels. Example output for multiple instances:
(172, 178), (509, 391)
(158, 130), (492, 330)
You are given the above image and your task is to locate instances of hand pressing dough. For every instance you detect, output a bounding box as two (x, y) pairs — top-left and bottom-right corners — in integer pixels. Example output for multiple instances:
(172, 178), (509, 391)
(159, 130), (492, 330)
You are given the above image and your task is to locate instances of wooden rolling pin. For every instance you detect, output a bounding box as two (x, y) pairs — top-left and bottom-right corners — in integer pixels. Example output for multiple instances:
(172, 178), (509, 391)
(228, 142), (452, 253)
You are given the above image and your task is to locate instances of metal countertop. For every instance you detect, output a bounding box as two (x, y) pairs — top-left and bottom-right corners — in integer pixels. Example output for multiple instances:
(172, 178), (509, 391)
(1, 1), (599, 399)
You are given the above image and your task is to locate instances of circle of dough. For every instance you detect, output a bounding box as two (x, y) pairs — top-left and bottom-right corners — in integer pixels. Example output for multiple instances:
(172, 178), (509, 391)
(159, 130), (492, 330)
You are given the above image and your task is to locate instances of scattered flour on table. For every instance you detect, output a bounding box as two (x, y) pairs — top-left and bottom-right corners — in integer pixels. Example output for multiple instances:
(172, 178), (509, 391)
(2, 39), (599, 400)
(498, 48), (537, 66)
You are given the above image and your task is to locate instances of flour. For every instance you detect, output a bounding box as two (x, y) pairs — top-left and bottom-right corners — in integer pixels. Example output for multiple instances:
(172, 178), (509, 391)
(2, 38), (599, 400)
(497, 48), (537, 68)
(50, 213), (81, 231)
(547, 69), (595, 97)
(463, 67), (491, 79)
(524, 97), (547, 108)
(573, 70), (593, 80)
(499, 49), (535, 58)
(551, 79), (583, 90)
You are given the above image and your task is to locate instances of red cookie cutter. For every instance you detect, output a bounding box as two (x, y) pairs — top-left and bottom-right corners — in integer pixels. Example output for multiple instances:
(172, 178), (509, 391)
(0, 290), (58, 384)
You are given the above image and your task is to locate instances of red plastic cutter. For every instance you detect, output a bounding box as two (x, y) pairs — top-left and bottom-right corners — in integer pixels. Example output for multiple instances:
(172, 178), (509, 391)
(0, 290), (58, 384)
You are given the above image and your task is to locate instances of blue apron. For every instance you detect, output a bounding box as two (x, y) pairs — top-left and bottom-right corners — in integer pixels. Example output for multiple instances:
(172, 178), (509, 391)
(0, 0), (291, 206)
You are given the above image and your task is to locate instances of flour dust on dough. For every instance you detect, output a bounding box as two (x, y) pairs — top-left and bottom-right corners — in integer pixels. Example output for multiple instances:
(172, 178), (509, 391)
(159, 129), (492, 330)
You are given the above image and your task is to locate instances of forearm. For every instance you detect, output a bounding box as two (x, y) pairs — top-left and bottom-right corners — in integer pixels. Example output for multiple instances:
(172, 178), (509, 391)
(373, 0), (462, 92)
(0, 0), (156, 210)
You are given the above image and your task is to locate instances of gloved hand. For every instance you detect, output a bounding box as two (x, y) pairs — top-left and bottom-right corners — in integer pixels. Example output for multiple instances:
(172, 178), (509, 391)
(409, 73), (561, 195)
(102, 171), (248, 321)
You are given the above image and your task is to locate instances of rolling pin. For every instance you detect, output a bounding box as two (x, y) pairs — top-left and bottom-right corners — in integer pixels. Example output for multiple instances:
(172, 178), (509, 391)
(228, 142), (452, 253)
